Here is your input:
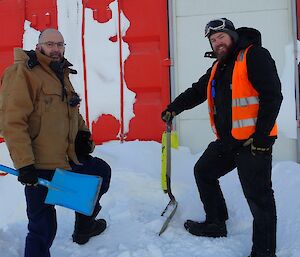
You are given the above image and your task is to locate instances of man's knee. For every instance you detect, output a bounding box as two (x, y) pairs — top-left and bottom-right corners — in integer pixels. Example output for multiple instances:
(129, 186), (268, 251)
(77, 156), (111, 177)
(98, 160), (111, 195)
(92, 157), (111, 182)
(88, 156), (111, 195)
(74, 155), (111, 195)
(194, 157), (211, 182)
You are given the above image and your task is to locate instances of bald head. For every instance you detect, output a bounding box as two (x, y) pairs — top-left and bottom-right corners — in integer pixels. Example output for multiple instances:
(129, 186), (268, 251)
(38, 29), (64, 44)
(36, 28), (65, 61)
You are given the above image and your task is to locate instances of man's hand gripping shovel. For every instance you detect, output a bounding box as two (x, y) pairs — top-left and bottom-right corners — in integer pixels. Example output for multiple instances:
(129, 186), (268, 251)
(0, 164), (102, 216)
(159, 120), (178, 235)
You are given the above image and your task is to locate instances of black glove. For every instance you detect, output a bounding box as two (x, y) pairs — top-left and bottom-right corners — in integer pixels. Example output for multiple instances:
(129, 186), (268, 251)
(253, 133), (275, 149)
(18, 165), (38, 186)
(161, 109), (176, 123)
(75, 131), (95, 157)
(243, 133), (275, 156)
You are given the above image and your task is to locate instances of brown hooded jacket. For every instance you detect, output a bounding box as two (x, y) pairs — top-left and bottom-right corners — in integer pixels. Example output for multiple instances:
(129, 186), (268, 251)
(0, 48), (89, 170)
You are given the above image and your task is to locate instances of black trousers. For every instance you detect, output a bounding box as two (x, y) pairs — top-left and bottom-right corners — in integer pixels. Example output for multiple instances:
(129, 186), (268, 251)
(25, 170), (56, 257)
(24, 155), (111, 257)
(194, 140), (276, 257)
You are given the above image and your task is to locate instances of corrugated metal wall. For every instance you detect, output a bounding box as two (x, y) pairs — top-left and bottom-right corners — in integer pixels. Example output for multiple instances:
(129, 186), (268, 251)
(0, 0), (170, 144)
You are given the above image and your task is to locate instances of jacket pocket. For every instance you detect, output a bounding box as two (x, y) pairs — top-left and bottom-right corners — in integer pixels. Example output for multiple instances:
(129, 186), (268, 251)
(40, 83), (62, 113)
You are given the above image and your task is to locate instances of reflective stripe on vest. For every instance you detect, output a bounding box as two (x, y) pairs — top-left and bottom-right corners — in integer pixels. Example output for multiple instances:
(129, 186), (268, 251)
(207, 46), (278, 139)
(232, 118), (257, 129)
(232, 96), (259, 107)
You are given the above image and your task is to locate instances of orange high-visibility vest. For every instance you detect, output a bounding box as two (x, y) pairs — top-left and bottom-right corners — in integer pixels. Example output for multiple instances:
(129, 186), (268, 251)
(207, 46), (278, 140)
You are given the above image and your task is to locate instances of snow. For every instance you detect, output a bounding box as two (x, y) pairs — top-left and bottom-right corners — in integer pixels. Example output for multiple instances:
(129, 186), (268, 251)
(1, 141), (300, 257)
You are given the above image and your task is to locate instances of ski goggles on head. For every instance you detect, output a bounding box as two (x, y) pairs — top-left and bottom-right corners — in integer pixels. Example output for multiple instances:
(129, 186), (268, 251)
(204, 18), (226, 37)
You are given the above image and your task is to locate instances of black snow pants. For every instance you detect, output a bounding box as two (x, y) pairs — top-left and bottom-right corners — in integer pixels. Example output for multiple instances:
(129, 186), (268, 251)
(24, 155), (111, 257)
(194, 140), (276, 257)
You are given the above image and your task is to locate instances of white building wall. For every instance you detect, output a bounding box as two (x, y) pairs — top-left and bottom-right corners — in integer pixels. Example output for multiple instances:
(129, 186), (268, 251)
(171, 0), (297, 161)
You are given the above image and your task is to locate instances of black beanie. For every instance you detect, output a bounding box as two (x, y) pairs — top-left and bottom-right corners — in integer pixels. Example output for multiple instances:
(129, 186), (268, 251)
(205, 18), (238, 43)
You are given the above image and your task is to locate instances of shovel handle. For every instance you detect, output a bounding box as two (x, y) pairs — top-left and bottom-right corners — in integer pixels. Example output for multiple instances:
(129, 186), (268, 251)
(165, 121), (176, 202)
(166, 121), (172, 133)
(0, 164), (18, 176)
(0, 164), (49, 187)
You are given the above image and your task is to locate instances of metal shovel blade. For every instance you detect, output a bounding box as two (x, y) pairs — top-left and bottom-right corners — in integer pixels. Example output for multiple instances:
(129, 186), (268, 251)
(159, 199), (178, 236)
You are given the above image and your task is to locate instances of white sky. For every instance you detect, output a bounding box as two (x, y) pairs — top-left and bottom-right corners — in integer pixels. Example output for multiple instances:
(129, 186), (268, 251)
(0, 141), (300, 257)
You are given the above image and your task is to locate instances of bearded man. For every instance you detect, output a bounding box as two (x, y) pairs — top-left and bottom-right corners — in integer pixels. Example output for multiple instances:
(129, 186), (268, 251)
(162, 18), (283, 257)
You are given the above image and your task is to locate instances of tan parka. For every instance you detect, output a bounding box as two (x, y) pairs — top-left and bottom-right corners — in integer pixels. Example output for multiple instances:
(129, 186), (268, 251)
(0, 48), (90, 170)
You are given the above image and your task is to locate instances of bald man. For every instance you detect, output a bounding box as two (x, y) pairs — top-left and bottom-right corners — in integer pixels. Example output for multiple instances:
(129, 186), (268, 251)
(0, 29), (111, 257)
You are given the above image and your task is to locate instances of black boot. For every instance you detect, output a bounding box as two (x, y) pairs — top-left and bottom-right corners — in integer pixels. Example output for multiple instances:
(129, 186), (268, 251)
(72, 217), (106, 245)
(248, 255), (277, 257)
(184, 219), (227, 237)
(72, 205), (106, 245)
(248, 252), (277, 257)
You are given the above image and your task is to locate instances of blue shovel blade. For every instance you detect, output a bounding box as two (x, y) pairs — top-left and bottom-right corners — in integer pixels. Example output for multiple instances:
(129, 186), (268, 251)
(44, 168), (102, 216)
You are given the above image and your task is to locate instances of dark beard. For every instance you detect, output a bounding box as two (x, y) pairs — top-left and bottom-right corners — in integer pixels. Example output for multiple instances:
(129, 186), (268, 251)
(40, 47), (63, 61)
(215, 42), (235, 62)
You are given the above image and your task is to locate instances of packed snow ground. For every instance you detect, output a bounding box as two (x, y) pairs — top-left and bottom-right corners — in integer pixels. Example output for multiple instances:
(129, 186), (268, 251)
(0, 141), (300, 257)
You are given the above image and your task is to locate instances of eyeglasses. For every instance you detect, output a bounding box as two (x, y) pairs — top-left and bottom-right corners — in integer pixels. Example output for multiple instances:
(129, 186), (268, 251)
(39, 41), (66, 48)
(205, 19), (226, 37)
